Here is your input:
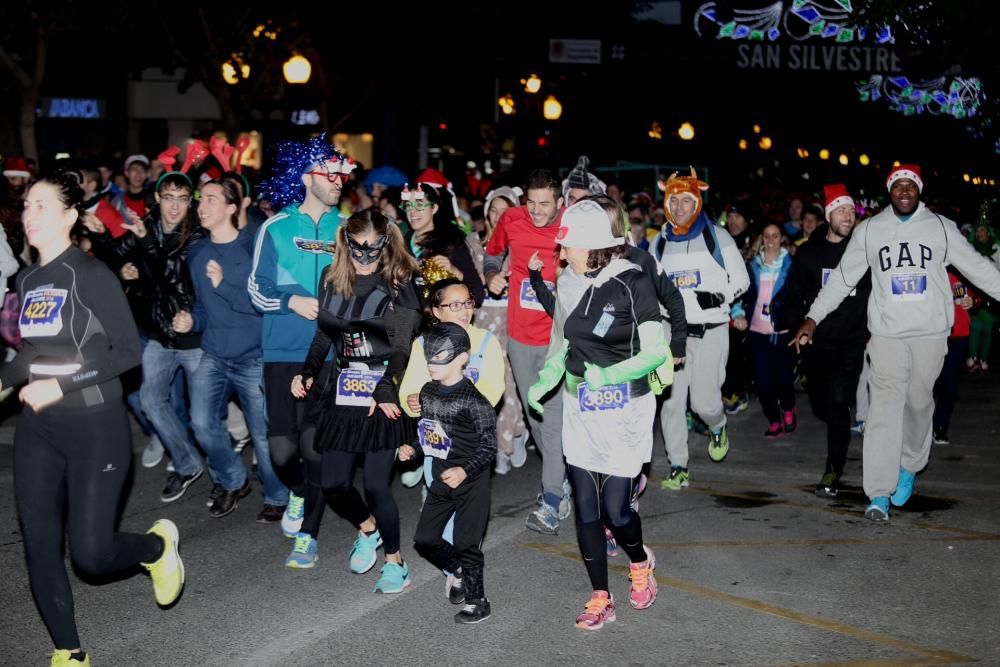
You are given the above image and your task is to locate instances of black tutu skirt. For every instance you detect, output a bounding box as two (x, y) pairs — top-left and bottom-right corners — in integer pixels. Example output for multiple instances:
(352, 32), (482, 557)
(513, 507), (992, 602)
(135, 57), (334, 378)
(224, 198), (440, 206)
(305, 378), (415, 453)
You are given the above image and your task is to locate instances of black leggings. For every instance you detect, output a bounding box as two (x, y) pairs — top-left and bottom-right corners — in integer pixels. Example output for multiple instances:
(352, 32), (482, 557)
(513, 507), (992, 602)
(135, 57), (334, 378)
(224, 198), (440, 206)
(804, 343), (865, 476)
(265, 362), (325, 535)
(321, 448), (401, 554)
(15, 403), (162, 650)
(567, 464), (647, 592)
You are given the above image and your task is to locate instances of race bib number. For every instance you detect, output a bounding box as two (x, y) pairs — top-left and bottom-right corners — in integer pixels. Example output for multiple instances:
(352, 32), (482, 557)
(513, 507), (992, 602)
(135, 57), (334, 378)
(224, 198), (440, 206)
(578, 383), (630, 412)
(293, 237), (336, 255)
(520, 279), (553, 311)
(821, 268), (832, 287)
(19, 288), (68, 337)
(482, 294), (508, 307)
(418, 418), (452, 459)
(667, 269), (702, 290)
(335, 368), (384, 407)
(890, 273), (927, 302)
(592, 311), (615, 338)
(464, 367), (481, 384)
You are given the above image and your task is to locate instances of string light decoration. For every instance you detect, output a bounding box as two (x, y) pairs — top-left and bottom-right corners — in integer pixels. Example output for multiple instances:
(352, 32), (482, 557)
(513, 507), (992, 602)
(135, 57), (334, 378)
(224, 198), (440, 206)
(857, 75), (984, 118)
(693, 0), (893, 44)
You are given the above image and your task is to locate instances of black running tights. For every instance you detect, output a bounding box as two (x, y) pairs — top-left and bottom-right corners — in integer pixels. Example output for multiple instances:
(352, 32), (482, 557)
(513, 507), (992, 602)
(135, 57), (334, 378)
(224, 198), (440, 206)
(321, 448), (401, 554)
(567, 464), (647, 592)
(15, 403), (162, 650)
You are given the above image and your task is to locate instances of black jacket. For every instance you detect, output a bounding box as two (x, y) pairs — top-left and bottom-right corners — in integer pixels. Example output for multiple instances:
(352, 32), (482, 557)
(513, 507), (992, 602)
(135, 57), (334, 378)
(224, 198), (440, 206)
(784, 225), (870, 348)
(92, 208), (205, 349)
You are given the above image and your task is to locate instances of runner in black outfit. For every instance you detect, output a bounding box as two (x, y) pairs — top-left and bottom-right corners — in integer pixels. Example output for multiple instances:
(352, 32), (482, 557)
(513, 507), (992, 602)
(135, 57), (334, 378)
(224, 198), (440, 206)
(0, 173), (184, 667)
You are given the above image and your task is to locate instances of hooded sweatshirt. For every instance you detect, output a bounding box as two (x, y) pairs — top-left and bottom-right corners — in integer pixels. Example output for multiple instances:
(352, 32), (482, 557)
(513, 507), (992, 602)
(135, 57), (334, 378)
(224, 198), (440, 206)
(807, 202), (1000, 340)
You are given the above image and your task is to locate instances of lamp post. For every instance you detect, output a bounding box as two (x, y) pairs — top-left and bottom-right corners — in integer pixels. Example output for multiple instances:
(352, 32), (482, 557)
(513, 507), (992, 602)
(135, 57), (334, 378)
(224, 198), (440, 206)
(283, 54), (312, 85)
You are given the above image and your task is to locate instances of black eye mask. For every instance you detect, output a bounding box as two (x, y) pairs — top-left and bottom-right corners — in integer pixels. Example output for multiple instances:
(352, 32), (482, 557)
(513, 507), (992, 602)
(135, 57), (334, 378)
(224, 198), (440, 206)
(423, 322), (471, 366)
(346, 233), (389, 266)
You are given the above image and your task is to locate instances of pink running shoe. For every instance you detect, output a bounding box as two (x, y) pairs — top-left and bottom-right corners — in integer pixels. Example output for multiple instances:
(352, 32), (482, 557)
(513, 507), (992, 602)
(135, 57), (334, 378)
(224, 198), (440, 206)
(575, 591), (616, 630)
(629, 546), (657, 610)
(604, 525), (620, 557)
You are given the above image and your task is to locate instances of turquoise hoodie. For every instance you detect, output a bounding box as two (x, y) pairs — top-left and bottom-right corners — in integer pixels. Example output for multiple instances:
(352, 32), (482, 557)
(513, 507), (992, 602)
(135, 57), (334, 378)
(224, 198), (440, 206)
(249, 205), (341, 362)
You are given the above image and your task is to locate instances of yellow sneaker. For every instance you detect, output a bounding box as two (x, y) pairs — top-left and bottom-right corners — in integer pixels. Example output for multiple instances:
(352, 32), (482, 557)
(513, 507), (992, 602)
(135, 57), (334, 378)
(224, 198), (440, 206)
(142, 519), (184, 606)
(51, 649), (90, 666)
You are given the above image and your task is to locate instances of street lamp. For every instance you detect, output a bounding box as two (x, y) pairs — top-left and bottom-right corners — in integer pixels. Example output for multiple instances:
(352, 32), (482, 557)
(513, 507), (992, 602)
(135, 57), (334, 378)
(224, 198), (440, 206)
(523, 74), (542, 94)
(543, 95), (562, 120)
(498, 94), (516, 115)
(283, 54), (312, 84)
(678, 122), (695, 141)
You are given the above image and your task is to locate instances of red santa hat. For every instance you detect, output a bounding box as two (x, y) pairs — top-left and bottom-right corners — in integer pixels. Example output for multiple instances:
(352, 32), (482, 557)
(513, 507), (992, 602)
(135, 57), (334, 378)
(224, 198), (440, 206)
(3, 156), (30, 179)
(415, 168), (451, 190)
(886, 164), (922, 192)
(823, 183), (854, 220)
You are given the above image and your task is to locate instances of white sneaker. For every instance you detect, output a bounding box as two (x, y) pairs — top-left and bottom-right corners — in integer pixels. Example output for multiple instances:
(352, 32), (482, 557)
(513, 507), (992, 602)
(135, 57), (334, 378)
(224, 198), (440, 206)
(166, 460), (175, 473)
(401, 468), (423, 488)
(142, 435), (165, 468)
(510, 432), (529, 468)
(494, 451), (511, 475)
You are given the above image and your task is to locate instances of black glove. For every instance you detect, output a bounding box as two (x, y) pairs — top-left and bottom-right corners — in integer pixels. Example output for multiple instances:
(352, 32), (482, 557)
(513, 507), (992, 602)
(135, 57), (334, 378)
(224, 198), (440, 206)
(694, 290), (725, 310)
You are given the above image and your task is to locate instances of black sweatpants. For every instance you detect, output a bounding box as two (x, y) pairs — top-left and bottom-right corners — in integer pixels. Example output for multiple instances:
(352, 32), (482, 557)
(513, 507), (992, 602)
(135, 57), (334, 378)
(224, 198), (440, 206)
(322, 448), (401, 553)
(749, 331), (796, 423)
(15, 402), (162, 650)
(933, 337), (969, 435)
(803, 343), (865, 477)
(413, 472), (491, 577)
(567, 464), (647, 592)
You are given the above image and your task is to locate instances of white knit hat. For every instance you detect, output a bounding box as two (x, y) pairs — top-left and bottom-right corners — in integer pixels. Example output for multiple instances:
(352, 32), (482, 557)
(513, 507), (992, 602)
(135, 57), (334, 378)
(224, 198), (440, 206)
(556, 200), (625, 250)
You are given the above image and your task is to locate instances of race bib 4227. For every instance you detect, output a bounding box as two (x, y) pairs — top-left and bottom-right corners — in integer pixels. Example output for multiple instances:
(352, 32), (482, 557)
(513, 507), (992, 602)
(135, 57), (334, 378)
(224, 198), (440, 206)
(19, 288), (68, 337)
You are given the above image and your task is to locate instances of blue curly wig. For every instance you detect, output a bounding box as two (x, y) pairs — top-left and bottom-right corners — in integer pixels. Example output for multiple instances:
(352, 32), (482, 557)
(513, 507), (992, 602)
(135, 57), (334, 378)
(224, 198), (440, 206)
(258, 134), (349, 209)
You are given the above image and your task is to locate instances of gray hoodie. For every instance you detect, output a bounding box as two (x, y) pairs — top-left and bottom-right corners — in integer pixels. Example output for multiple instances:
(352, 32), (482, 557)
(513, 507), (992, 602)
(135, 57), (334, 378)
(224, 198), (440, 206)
(807, 202), (1000, 340)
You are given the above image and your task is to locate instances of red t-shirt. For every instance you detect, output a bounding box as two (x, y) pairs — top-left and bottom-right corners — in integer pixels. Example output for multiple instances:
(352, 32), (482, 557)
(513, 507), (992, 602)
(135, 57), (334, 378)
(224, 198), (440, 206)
(949, 272), (971, 338)
(485, 206), (561, 346)
(123, 192), (147, 219)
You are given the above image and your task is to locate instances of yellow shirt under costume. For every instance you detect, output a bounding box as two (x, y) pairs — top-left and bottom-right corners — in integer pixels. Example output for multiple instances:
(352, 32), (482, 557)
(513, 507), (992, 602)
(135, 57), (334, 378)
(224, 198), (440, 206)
(399, 325), (505, 417)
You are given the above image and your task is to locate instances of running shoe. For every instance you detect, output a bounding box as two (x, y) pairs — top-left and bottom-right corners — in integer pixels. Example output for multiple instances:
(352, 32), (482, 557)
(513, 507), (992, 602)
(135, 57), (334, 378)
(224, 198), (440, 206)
(815, 472), (840, 497)
(141, 434), (164, 468)
(400, 468), (424, 488)
(782, 407), (798, 434)
(575, 591), (616, 630)
(660, 466), (689, 490)
(232, 434), (251, 453)
(764, 422), (783, 439)
(142, 519), (184, 606)
(374, 561), (411, 594)
(349, 529), (383, 574)
(455, 598), (491, 624)
(525, 503), (559, 535)
(160, 469), (203, 503)
(865, 496), (890, 521)
(281, 492), (305, 537)
(494, 451), (512, 475)
(628, 546), (657, 610)
(605, 526), (620, 557)
(50, 650), (90, 666)
(708, 426), (730, 462)
(933, 430), (950, 445)
(285, 532), (318, 569)
(890, 468), (916, 507)
(510, 432), (529, 468)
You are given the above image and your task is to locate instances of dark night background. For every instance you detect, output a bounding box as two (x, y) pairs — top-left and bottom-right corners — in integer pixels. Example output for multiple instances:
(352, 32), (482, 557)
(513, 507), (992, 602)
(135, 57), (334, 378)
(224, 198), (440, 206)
(2, 1), (998, 212)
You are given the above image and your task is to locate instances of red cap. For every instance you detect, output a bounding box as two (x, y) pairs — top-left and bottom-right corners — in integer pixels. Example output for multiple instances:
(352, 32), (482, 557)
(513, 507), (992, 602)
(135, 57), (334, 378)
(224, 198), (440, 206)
(886, 164), (923, 192)
(823, 183), (854, 219)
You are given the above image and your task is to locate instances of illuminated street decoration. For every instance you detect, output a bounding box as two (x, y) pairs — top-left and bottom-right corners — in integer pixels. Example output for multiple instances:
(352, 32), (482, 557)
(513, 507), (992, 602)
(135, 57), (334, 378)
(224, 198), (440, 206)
(694, 0), (892, 44)
(857, 75), (983, 118)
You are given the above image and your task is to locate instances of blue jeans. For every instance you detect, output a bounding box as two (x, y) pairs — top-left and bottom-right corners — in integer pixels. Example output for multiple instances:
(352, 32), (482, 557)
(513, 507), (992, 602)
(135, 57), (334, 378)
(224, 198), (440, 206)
(140, 340), (203, 477)
(190, 354), (288, 506)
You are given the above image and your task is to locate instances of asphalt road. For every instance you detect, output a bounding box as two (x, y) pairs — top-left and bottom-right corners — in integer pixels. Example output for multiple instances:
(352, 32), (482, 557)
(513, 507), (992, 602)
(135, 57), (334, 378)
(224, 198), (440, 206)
(1, 373), (998, 667)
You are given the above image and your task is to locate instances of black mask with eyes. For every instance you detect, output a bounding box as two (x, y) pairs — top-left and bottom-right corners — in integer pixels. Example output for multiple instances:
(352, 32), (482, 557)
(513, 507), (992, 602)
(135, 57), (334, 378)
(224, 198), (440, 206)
(346, 232), (389, 266)
(423, 322), (471, 366)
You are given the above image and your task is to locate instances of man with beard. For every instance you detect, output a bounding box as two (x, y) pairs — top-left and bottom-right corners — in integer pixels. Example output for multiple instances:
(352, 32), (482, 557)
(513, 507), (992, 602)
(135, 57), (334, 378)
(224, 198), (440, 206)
(794, 166), (1000, 520)
(653, 170), (749, 490)
(251, 136), (354, 566)
(786, 184), (871, 497)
